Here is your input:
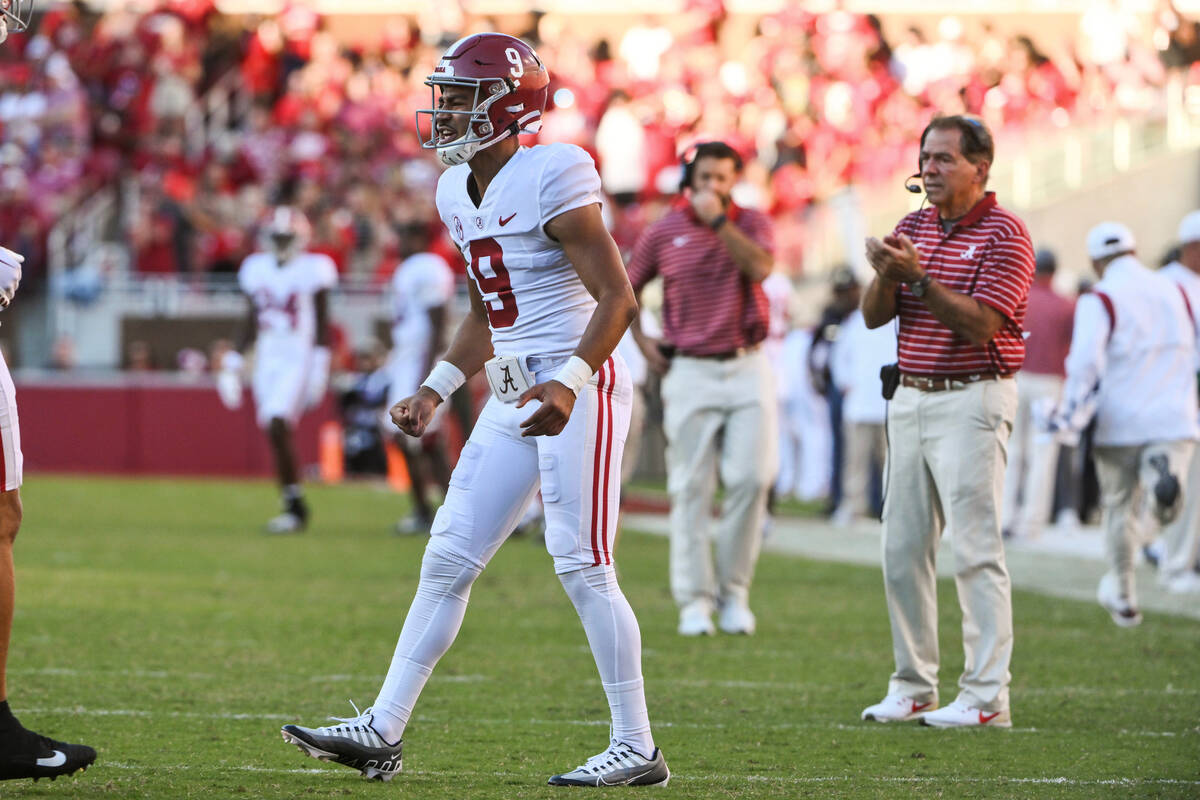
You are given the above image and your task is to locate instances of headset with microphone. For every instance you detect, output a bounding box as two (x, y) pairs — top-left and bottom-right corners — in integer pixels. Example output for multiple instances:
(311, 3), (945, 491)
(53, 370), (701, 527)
(904, 173), (923, 194)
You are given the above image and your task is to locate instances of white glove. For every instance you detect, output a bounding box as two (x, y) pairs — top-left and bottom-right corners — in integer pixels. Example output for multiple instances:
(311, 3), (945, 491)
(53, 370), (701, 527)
(216, 350), (245, 410)
(304, 347), (331, 409)
(1032, 396), (1080, 447)
(0, 17), (8, 46)
(0, 246), (25, 310)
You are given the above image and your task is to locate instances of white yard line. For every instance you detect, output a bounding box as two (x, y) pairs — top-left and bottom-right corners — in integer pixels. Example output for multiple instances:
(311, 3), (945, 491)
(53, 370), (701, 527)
(20, 707), (1198, 739)
(624, 513), (1200, 621)
(96, 762), (1200, 786)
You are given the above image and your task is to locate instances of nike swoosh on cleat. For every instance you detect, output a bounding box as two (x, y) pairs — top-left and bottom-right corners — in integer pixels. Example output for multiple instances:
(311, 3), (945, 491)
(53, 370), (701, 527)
(979, 711), (1002, 724)
(600, 768), (653, 786)
(499, 213), (517, 226)
(37, 750), (67, 768)
(912, 702), (932, 713)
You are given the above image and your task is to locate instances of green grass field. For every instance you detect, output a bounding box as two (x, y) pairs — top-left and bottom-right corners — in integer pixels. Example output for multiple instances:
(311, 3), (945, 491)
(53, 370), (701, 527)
(4, 476), (1198, 798)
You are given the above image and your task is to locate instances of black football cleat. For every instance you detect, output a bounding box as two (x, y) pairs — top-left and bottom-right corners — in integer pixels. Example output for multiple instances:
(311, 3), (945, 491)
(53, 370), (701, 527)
(0, 723), (96, 782)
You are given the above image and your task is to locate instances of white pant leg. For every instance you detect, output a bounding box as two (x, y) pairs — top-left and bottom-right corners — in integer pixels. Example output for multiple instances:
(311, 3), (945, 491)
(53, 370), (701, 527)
(253, 346), (313, 428)
(1161, 441), (1200, 579)
(842, 421), (875, 517)
(1012, 374), (1062, 537)
(713, 352), (777, 606)
(923, 380), (1016, 711)
(661, 357), (722, 607)
(1094, 445), (1145, 603)
(881, 386), (942, 704)
(372, 398), (541, 735)
(537, 355), (633, 573)
(0, 354), (21, 491)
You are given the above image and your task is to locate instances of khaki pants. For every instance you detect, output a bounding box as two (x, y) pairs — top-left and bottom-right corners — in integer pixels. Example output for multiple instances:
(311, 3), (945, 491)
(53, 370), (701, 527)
(662, 351), (778, 608)
(1160, 442), (1200, 580)
(1001, 372), (1062, 537)
(882, 379), (1016, 711)
(1093, 440), (1196, 602)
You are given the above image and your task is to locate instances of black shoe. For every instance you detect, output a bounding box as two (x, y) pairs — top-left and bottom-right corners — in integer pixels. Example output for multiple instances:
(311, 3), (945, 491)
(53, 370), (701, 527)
(1149, 454), (1181, 523)
(0, 722), (96, 782)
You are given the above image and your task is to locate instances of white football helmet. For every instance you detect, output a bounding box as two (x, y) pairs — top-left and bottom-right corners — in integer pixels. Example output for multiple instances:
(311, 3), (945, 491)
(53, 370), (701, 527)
(261, 206), (311, 264)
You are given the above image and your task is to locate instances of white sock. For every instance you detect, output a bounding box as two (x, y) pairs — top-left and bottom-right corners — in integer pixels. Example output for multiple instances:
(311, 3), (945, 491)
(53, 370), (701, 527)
(559, 565), (655, 757)
(371, 546), (481, 743)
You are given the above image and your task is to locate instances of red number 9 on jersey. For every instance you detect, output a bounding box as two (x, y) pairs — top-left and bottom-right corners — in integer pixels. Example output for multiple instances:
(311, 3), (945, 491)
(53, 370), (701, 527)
(468, 237), (519, 328)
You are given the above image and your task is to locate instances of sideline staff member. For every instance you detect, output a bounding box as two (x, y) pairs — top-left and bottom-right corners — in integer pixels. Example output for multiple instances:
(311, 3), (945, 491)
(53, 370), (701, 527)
(629, 141), (777, 637)
(858, 115), (1034, 728)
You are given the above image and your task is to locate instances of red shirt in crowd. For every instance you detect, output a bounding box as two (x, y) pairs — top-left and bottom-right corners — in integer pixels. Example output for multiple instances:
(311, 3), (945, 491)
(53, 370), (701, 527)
(627, 200), (775, 356)
(891, 192), (1035, 376)
(1020, 278), (1075, 377)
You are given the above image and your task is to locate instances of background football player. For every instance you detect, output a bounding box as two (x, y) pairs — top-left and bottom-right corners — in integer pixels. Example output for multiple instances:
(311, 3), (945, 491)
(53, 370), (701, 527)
(282, 32), (669, 787)
(221, 206), (337, 533)
(0, 1), (97, 783)
(385, 220), (454, 535)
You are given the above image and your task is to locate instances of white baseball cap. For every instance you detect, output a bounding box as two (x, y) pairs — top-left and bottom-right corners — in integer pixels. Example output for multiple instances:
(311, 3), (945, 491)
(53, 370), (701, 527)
(1178, 210), (1200, 245)
(1085, 221), (1136, 260)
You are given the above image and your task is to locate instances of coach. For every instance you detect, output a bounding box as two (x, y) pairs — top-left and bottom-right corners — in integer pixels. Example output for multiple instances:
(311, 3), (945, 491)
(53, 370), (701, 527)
(628, 141), (777, 637)
(858, 115), (1034, 728)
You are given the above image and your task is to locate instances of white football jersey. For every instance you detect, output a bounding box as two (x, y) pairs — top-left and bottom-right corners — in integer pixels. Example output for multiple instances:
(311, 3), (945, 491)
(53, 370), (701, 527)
(390, 252), (455, 363)
(238, 250), (338, 356)
(435, 143), (602, 359)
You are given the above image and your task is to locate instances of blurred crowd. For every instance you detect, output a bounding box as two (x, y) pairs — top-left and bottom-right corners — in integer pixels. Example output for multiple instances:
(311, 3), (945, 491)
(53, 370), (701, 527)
(3, 0), (1200, 296)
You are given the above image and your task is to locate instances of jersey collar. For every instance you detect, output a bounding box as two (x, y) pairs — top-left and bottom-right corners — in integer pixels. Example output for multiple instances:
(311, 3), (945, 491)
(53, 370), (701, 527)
(924, 191), (997, 233)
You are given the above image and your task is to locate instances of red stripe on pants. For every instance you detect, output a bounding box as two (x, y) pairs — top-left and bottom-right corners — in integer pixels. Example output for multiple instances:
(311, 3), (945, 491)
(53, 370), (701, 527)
(589, 362), (609, 565)
(599, 357), (615, 565)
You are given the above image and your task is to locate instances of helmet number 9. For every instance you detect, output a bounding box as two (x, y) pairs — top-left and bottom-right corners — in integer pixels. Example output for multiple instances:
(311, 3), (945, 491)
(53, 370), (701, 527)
(505, 47), (524, 78)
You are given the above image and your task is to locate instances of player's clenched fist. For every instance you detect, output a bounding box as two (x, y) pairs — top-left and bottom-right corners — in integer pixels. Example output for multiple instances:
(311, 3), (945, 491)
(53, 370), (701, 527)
(391, 386), (441, 437)
(516, 380), (577, 437)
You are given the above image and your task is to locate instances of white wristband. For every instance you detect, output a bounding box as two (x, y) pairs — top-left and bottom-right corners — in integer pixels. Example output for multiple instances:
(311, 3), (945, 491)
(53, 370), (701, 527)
(553, 355), (594, 397)
(420, 360), (466, 401)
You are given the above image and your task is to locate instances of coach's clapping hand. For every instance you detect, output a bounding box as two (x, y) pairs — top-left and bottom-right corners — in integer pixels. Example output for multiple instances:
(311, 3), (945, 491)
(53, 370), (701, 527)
(0, 246), (24, 310)
(866, 234), (924, 284)
(517, 380), (577, 437)
(391, 387), (441, 437)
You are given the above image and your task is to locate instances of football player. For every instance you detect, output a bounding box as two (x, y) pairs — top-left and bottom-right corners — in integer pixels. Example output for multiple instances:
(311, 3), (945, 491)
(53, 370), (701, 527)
(221, 206), (337, 533)
(386, 221), (455, 535)
(282, 33), (668, 787)
(0, 2), (96, 781)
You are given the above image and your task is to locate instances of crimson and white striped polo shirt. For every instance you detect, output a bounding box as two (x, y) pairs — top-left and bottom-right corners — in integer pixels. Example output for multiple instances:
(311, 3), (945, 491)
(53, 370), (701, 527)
(628, 201), (775, 355)
(892, 192), (1035, 375)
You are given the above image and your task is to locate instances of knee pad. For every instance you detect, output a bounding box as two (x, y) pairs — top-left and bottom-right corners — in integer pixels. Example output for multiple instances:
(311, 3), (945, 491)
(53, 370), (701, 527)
(419, 545), (483, 598)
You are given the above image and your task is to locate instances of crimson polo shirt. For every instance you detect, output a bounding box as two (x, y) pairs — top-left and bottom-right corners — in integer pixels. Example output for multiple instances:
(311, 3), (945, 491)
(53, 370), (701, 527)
(891, 192), (1035, 375)
(627, 201), (775, 355)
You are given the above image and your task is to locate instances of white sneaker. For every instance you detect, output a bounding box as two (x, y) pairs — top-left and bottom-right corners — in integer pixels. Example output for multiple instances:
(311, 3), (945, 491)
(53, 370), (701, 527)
(677, 600), (714, 636)
(1097, 573), (1142, 627)
(860, 693), (936, 723)
(281, 704), (403, 781)
(1163, 571), (1200, 595)
(547, 740), (670, 786)
(717, 598), (756, 635)
(920, 699), (1011, 728)
(266, 512), (305, 534)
